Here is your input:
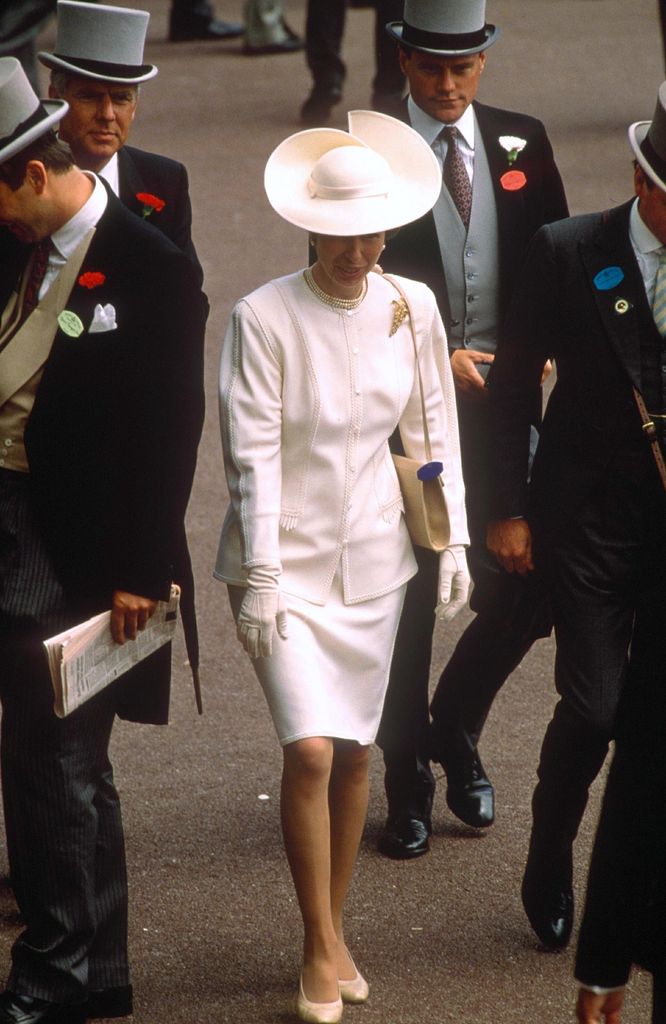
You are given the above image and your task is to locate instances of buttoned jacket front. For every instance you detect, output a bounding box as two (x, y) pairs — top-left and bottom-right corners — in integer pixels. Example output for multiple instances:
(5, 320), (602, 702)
(216, 270), (468, 605)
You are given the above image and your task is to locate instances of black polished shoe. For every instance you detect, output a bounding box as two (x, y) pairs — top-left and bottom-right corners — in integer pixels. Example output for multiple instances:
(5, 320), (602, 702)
(444, 751), (494, 828)
(84, 985), (133, 1019)
(244, 25), (303, 55)
(0, 992), (86, 1024)
(300, 86), (343, 125)
(169, 16), (244, 41)
(377, 814), (431, 859)
(521, 849), (574, 950)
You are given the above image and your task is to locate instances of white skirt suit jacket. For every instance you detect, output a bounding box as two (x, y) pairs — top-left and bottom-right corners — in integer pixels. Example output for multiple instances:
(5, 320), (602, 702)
(215, 269), (468, 606)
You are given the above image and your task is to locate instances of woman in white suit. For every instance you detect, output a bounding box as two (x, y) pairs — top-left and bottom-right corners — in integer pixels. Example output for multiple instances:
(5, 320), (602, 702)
(215, 111), (470, 1024)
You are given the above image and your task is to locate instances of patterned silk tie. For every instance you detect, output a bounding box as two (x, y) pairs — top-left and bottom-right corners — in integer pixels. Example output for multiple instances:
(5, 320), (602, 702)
(22, 237), (52, 320)
(441, 125), (472, 229)
(652, 246), (666, 337)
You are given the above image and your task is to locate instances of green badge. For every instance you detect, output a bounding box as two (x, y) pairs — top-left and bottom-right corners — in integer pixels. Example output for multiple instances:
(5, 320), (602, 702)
(57, 310), (84, 337)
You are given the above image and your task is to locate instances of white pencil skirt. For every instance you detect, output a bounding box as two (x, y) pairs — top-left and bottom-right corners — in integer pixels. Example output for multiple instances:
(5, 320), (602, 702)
(229, 574), (407, 747)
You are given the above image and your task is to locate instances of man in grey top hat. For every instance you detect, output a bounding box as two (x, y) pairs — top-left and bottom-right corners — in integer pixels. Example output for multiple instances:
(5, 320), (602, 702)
(487, 84), (666, 953)
(39, 0), (202, 273)
(376, 0), (568, 862)
(0, 55), (205, 1022)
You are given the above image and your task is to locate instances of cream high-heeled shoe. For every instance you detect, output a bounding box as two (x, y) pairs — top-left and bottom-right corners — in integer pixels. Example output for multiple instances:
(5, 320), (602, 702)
(339, 950), (369, 1004)
(296, 975), (343, 1024)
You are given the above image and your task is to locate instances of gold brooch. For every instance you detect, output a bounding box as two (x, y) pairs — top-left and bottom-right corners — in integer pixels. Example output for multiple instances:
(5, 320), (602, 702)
(390, 298), (409, 336)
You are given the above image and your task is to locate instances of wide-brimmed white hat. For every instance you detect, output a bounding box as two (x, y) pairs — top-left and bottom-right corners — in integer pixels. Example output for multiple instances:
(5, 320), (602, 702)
(387, 0), (499, 56)
(39, 1), (158, 84)
(264, 110), (441, 235)
(629, 81), (666, 193)
(0, 57), (68, 164)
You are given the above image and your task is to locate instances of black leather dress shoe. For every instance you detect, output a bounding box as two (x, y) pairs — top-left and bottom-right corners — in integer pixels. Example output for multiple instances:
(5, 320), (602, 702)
(0, 992), (86, 1024)
(377, 814), (431, 859)
(300, 86), (343, 125)
(521, 851), (574, 949)
(444, 751), (494, 828)
(169, 16), (244, 41)
(84, 985), (133, 1019)
(244, 26), (303, 55)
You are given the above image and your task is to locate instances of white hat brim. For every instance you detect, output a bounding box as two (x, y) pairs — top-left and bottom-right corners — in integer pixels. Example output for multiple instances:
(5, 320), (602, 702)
(38, 51), (158, 84)
(265, 110), (442, 235)
(628, 121), (666, 193)
(0, 99), (69, 164)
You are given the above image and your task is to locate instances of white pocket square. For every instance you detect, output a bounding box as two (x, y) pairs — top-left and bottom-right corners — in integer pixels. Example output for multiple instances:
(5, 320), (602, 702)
(89, 303), (117, 333)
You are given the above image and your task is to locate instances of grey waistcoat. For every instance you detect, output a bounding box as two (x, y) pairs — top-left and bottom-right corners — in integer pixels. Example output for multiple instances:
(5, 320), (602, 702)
(432, 123), (500, 354)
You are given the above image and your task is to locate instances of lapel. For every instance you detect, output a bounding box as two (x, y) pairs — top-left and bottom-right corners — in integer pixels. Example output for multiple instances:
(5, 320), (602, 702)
(0, 230), (95, 405)
(117, 146), (148, 221)
(578, 201), (650, 391)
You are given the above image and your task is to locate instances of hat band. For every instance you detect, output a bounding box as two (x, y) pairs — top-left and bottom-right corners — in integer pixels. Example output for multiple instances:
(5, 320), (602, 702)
(53, 53), (149, 78)
(400, 20), (488, 51)
(308, 176), (391, 200)
(0, 103), (50, 151)
(640, 134), (666, 185)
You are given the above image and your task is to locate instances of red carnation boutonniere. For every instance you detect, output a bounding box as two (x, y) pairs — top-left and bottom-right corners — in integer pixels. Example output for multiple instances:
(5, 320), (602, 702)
(498, 135), (527, 192)
(78, 271), (106, 289)
(136, 192), (166, 218)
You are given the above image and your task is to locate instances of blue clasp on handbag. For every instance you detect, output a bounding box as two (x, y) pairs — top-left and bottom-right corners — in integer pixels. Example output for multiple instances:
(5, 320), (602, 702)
(417, 461), (443, 481)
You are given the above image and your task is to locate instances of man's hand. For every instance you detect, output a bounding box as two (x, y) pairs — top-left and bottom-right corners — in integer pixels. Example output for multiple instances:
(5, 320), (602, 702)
(450, 348), (494, 397)
(111, 590), (158, 644)
(576, 987), (624, 1024)
(486, 518), (534, 575)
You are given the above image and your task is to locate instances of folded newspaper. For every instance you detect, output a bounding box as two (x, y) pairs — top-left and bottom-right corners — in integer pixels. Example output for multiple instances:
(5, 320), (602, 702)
(44, 585), (180, 718)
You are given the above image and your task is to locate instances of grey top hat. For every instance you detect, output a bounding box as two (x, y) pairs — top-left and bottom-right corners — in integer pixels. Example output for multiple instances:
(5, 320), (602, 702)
(629, 82), (666, 193)
(38, 1), (158, 85)
(0, 57), (68, 164)
(387, 0), (500, 56)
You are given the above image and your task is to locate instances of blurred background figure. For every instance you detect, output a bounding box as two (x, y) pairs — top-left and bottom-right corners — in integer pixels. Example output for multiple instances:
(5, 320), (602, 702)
(300, 0), (404, 123)
(169, 0), (302, 54)
(0, 0), (56, 89)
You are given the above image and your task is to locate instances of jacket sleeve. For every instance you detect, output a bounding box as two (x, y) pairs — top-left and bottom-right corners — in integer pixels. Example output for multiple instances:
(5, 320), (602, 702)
(488, 223), (558, 520)
(219, 299), (283, 570)
(397, 287), (469, 546)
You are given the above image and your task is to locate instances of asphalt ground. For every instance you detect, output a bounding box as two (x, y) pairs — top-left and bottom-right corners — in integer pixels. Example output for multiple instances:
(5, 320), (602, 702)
(2, 3), (662, 1021)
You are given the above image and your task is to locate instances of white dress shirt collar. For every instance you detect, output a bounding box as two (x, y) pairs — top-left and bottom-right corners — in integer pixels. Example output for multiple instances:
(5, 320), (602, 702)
(407, 96), (476, 150)
(98, 152), (120, 197)
(630, 196), (663, 255)
(51, 172), (108, 262)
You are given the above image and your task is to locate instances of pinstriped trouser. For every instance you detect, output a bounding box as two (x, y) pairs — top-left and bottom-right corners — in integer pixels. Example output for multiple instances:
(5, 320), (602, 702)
(0, 471), (130, 1001)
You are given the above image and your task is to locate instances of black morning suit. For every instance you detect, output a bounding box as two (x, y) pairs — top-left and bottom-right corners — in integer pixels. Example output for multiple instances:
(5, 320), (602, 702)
(488, 201), (666, 899)
(0, 189), (206, 1002)
(377, 99), (568, 820)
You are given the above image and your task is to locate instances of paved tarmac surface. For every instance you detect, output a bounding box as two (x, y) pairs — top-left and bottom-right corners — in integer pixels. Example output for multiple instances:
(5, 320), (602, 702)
(2, 3), (663, 1021)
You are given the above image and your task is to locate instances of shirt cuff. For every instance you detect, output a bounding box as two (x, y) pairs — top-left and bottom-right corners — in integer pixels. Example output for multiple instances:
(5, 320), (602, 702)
(577, 983), (626, 996)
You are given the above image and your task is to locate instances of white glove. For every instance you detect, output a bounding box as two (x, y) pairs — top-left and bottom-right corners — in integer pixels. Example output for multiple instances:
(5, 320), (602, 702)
(435, 544), (470, 622)
(237, 565), (289, 659)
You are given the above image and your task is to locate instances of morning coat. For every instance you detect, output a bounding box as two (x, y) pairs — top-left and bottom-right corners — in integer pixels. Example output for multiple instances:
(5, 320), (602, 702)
(0, 187), (206, 722)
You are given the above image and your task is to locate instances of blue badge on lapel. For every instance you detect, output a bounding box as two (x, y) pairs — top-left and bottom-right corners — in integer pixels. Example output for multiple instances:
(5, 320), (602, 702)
(593, 266), (624, 291)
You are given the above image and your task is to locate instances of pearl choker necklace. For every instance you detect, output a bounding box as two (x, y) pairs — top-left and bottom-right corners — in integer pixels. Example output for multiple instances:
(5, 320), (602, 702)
(304, 267), (367, 310)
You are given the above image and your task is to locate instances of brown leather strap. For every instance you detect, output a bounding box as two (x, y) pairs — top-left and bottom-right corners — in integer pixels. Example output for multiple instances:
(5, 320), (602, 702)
(632, 385), (666, 492)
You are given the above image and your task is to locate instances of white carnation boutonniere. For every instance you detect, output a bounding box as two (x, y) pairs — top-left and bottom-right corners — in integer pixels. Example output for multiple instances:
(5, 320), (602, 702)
(498, 136), (527, 166)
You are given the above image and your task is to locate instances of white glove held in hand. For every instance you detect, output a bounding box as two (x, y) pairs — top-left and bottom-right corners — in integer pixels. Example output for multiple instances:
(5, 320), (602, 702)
(237, 565), (289, 659)
(435, 544), (470, 622)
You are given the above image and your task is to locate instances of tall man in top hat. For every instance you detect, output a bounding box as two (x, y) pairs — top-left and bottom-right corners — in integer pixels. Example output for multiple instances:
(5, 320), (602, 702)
(0, 56), (205, 1022)
(487, 84), (666, 950)
(39, 1), (201, 272)
(376, 0), (568, 860)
